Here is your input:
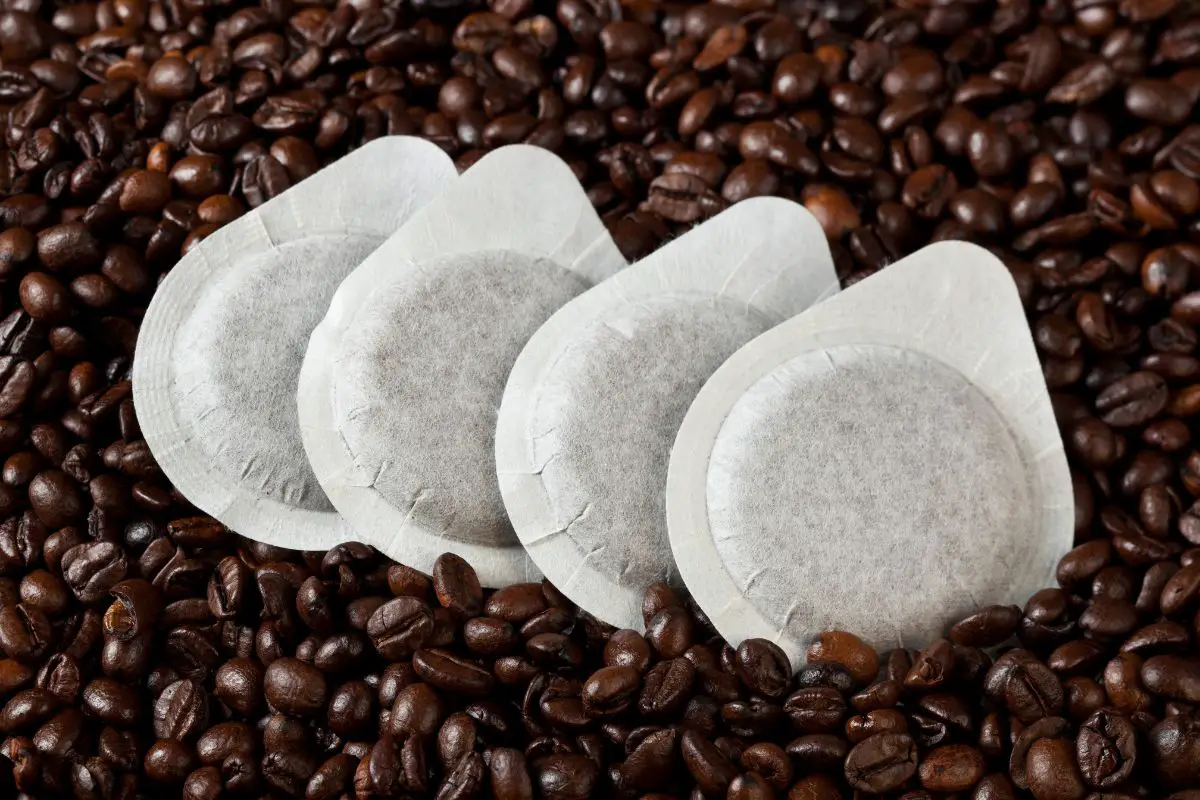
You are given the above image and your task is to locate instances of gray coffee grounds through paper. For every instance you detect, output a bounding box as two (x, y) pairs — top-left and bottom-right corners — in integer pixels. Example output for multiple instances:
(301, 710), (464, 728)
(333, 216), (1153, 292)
(533, 294), (772, 588)
(706, 343), (1033, 649)
(335, 249), (590, 546)
(175, 235), (381, 512)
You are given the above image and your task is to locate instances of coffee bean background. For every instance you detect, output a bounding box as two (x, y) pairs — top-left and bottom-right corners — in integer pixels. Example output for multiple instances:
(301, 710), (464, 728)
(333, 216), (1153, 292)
(1, 0), (1200, 797)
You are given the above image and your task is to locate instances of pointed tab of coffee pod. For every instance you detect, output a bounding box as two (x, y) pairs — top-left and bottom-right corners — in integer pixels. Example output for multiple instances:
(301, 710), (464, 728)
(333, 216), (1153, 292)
(298, 145), (627, 587)
(496, 197), (839, 631)
(667, 241), (1072, 670)
(134, 136), (457, 552)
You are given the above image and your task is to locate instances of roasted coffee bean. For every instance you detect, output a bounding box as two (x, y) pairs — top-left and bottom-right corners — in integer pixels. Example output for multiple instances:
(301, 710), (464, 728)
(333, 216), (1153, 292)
(484, 582), (546, 622)
(604, 629), (652, 672)
(432, 552), (483, 617)
(844, 732), (918, 793)
(153, 679), (208, 740)
(61, 541), (127, 604)
(0, 603), (52, 663)
(367, 597), (434, 659)
(263, 657), (327, 717)
(413, 648), (494, 696)
(735, 638), (791, 698)
(533, 752), (598, 800)
(681, 729), (737, 797)
(81, 676), (141, 726)
(582, 665), (640, 717)
(638, 657), (695, 717)
(806, 631), (879, 685)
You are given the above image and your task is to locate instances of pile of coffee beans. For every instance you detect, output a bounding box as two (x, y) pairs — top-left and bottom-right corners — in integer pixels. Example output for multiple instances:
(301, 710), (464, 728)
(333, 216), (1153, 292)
(1, 0), (1200, 796)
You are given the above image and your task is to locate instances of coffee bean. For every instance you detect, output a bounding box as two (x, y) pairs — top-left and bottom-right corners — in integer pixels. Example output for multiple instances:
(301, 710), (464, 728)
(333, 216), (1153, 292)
(481, 584), (541, 623)
(389, 682), (443, 739)
(61, 541), (127, 604)
(263, 657), (327, 717)
(413, 648), (494, 696)
(1026, 736), (1087, 800)
(367, 596), (434, 659)
(949, 605), (1022, 648)
(1076, 708), (1136, 788)
(919, 743), (986, 792)
(144, 737), (196, 783)
(533, 752), (598, 800)
(806, 631), (879, 685)
(638, 657), (695, 717)
(432, 553), (483, 617)
(1096, 371), (1169, 426)
(582, 665), (640, 717)
(153, 679), (208, 740)
(681, 729), (738, 797)
(844, 732), (918, 793)
(209, 657), (262, 718)
(735, 638), (791, 698)
(0, 603), (52, 663)
(1142, 654), (1200, 702)
(81, 676), (140, 726)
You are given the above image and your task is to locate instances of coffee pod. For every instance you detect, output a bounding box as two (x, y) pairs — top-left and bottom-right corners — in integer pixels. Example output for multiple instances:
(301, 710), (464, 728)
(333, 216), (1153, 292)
(496, 197), (839, 630)
(667, 241), (1073, 670)
(298, 144), (626, 586)
(134, 136), (456, 551)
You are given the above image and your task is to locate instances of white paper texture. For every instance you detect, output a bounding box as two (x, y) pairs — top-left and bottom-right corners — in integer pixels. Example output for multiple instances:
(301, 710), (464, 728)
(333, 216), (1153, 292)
(496, 197), (840, 630)
(666, 241), (1073, 671)
(298, 145), (626, 587)
(133, 136), (456, 551)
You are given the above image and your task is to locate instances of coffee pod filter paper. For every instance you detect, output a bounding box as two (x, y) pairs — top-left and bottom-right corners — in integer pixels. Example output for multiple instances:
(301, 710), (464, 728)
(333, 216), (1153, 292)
(667, 241), (1074, 670)
(496, 197), (840, 631)
(134, 137), (456, 552)
(298, 145), (627, 587)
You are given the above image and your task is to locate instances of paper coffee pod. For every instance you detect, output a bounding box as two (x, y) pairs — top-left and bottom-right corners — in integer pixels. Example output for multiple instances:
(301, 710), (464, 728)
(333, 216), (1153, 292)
(298, 145), (627, 586)
(496, 197), (839, 630)
(134, 136), (456, 551)
(667, 241), (1073, 669)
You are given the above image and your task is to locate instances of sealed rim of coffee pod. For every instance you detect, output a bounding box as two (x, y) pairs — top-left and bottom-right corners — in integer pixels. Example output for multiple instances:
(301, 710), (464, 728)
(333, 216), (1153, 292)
(495, 197), (840, 630)
(666, 241), (1073, 670)
(134, 136), (457, 552)
(298, 144), (627, 586)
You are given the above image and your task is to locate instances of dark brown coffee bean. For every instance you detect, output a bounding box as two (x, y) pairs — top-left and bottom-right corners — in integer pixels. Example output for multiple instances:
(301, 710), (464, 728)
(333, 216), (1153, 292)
(1026, 736), (1087, 800)
(806, 631), (879, 685)
(61, 541), (127, 604)
(1096, 371), (1169, 426)
(213, 657), (263, 717)
(153, 679), (207, 740)
(263, 657), (327, 717)
(367, 596), (434, 659)
(413, 648), (494, 696)
(734, 638), (791, 698)
(533, 752), (598, 800)
(432, 553), (483, 617)
(0, 603), (52, 663)
(638, 657), (695, 717)
(582, 665), (640, 717)
(844, 732), (918, 793)
(81, 676), (140, 726)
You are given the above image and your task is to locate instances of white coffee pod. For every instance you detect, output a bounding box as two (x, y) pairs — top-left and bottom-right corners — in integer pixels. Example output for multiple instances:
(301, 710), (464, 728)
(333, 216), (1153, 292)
(134, 136), (456, 551)
(298, 144), (626, 586)
(667, 241), (1073, 670)
(496, 197), (839, 630)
